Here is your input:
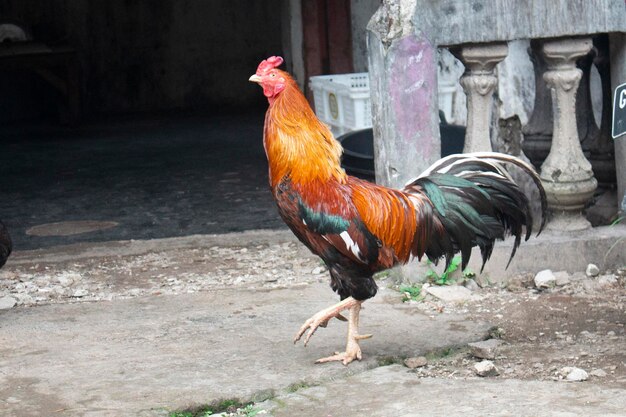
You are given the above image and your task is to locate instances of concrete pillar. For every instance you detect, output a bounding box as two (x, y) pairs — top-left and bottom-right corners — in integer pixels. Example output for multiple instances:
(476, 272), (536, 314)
(522, 40), (553, 169)
(367, 2), (440, 188)
(451, 43), (508, 153)
(609, 33), (626, 212)
(540, 37), (597, 231)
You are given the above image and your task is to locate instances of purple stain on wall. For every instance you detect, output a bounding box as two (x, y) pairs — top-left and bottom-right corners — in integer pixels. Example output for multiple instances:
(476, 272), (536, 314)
(389, 35), (438, 160)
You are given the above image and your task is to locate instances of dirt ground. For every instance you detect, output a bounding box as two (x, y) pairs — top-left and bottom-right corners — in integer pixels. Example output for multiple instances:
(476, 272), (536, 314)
(2, 232), (624, 397)
(411, 285), (625, 385)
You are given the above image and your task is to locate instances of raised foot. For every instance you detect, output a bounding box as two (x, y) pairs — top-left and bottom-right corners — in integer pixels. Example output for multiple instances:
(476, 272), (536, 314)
(293, 297), (357, 346)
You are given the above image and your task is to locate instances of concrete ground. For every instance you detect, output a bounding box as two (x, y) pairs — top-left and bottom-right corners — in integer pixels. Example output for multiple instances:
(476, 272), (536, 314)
(262, 365), (626, 417)
(0, 233), (491, 416)
(1, 230), (624, 417)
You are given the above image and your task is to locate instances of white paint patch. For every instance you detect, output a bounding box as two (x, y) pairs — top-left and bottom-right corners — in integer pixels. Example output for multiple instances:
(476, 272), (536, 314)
(408, 50), (424, 65)
(405, 79), (425, 94)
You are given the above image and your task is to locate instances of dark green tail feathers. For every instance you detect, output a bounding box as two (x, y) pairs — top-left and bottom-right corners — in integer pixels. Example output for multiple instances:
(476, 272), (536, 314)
(408, 152), (547, 272)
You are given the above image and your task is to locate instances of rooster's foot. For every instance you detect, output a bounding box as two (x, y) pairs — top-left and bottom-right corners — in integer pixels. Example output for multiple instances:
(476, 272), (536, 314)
(294, 297), (358, 346)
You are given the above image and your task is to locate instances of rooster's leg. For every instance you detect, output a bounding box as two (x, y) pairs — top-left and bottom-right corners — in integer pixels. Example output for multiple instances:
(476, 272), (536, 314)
(315, 301), (372, 366)
(293, 297), (359, 346)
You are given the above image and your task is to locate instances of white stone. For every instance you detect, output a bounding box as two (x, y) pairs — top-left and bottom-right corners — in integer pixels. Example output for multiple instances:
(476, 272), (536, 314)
(560, 366), (589, 382)
(590, 369), (607, 377)
(311, 266), (326, 275)
(0, 295), (17, 310)
(553, 271), (571, 286)
(468, 339), (503, 360)
(586, 263), (600, 277)
(426, 285), (478, 302)
(534, 269), (556, 289)
(474, 360), (500, 377)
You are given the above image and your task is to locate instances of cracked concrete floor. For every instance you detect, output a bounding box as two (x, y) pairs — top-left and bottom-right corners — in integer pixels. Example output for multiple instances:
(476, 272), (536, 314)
(0, 230), (624, 417)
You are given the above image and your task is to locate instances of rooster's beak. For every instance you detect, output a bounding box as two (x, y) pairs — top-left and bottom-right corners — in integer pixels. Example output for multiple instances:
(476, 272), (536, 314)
(249, 74), (262, 84)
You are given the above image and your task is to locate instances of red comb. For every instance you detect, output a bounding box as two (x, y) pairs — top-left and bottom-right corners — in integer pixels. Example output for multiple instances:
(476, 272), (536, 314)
(257, 56), (284, 74)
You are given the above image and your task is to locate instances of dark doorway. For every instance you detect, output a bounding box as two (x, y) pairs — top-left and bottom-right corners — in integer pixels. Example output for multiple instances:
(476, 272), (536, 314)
(301, 0), (353, 100)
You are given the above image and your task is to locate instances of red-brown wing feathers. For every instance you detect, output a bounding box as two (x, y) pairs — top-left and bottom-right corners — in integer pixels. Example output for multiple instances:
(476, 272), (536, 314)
(349, 177), (436, 265)
(297, 180), (396, 267)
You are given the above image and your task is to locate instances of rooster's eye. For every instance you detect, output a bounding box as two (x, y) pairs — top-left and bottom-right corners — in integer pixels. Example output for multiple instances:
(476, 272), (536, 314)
(270, 73), (276, 77)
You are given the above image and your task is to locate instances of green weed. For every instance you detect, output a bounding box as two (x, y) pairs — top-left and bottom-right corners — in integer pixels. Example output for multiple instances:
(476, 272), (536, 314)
(610, 215), (624, 226)
(168, 398), (256, 417)
(399, 284), (424, 302)
(287, 381), (311, 393)
(425, 255), (475, 285)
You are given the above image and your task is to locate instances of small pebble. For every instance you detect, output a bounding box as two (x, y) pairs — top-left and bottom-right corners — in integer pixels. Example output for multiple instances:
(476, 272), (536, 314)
(404, 356), (428, 369)
(474, 360), (500, 377)
(534, 269), (556, 289)
(586, 263), (600, 277)
(560, 366), (588, 382)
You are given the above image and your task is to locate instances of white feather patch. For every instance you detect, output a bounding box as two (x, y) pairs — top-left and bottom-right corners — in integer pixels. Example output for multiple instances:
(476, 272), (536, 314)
(413, 152), (524, 181)
(340, 231), (363, 261)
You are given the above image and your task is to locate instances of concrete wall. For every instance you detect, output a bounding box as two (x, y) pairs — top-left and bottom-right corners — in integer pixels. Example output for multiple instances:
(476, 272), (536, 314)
(351, 0), (380, 72)
(0, 1), (283, 117)
(282, 0), (305, 89)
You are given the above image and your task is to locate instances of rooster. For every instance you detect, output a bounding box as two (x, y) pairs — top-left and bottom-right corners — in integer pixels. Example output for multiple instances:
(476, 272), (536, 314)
(249, 56), (546, 365)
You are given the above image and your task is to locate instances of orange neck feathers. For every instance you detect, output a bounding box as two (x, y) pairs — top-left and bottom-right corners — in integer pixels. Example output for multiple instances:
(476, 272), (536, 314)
(263, 72), (346, 188)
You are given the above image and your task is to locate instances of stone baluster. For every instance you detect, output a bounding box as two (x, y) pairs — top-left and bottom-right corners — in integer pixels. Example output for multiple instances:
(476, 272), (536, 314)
(540, 37), (597, 231)
(588, 34), (617, 189)
(522, 40), (553, 169)
(451, 43), (508, 153)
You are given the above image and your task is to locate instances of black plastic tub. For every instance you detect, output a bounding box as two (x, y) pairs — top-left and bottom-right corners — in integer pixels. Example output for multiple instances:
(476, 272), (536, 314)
(337, 115), (466, 179)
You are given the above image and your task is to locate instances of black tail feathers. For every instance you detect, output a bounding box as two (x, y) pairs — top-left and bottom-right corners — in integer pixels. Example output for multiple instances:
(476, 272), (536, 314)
(406, 152), (547, 272)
